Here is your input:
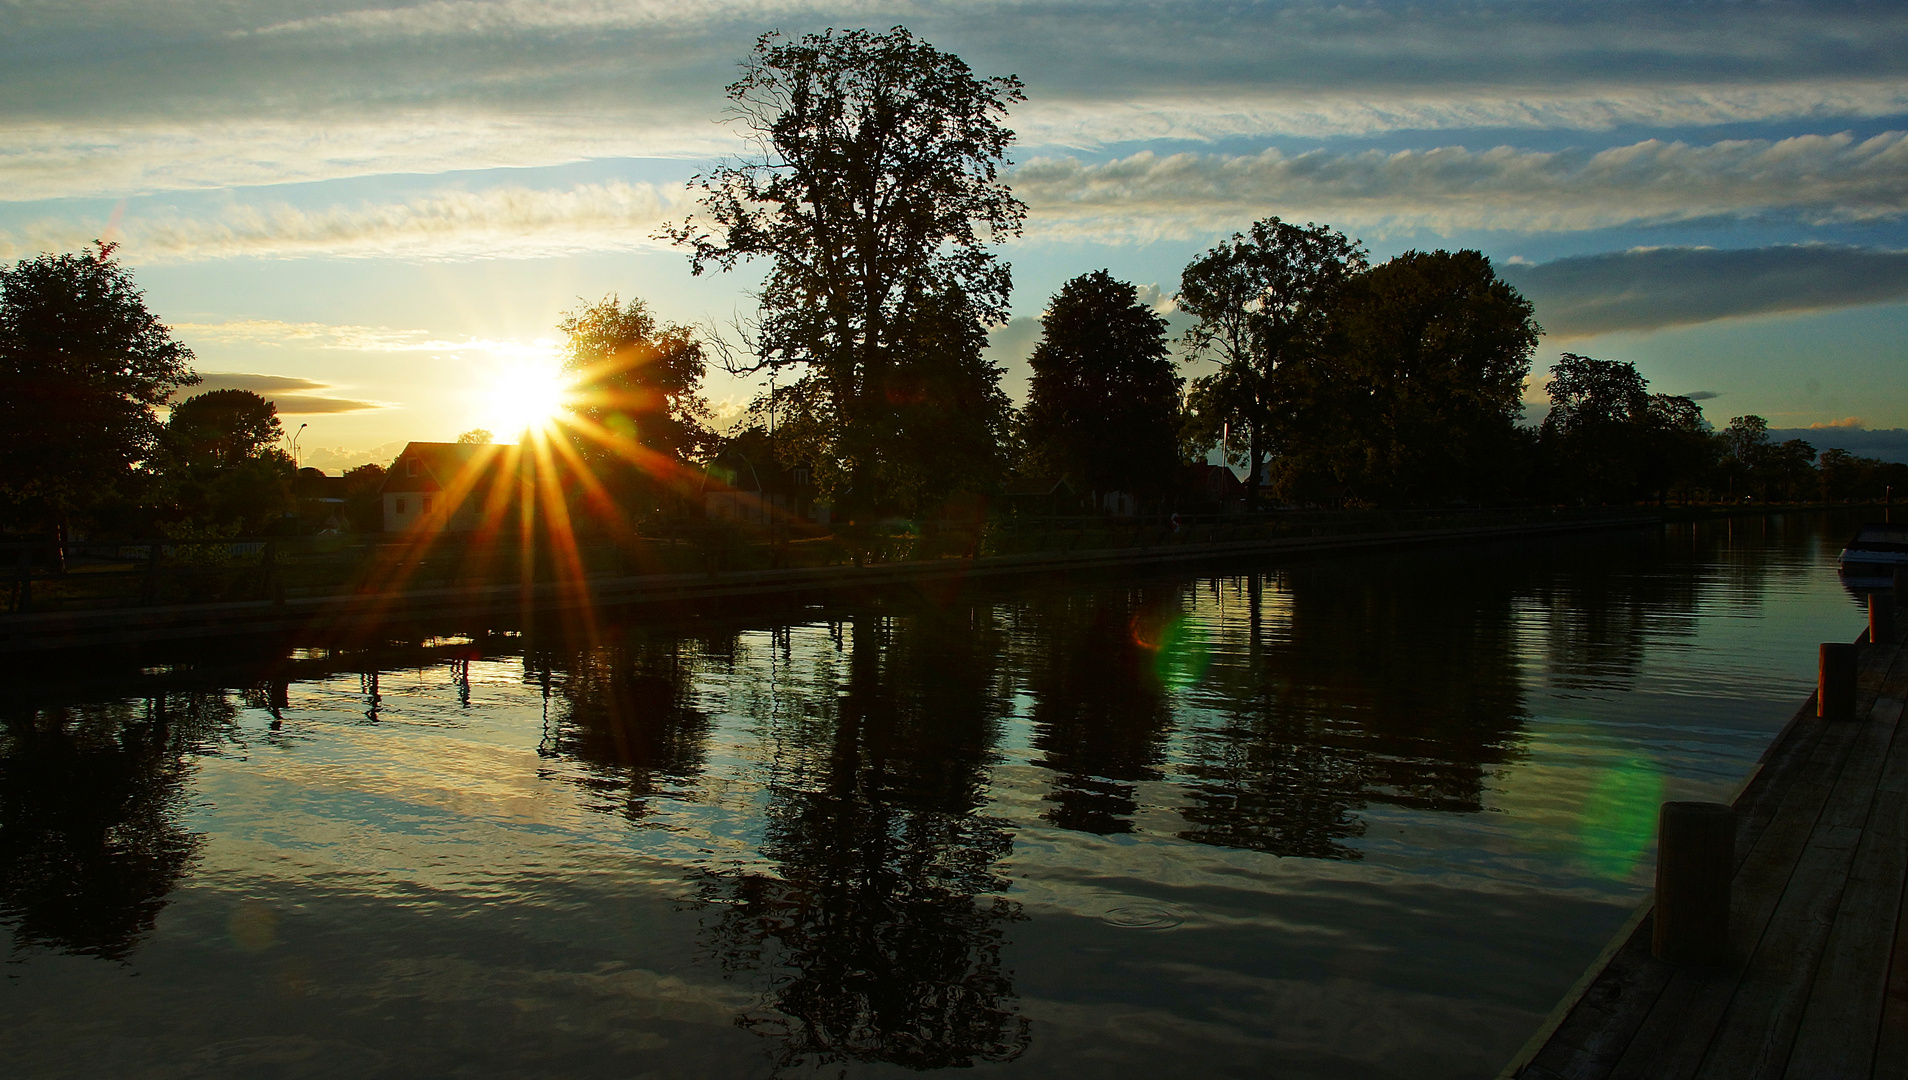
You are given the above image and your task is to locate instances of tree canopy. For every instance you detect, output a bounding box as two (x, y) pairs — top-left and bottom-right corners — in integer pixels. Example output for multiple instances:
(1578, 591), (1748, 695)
(1178, 218), (1366, 505)
(558, 294), (714, 471)
(667, 26), (1025, 513)
(166, 389), (283, 469)
(1285, 249), (1539, 505)
(0, 242), (198, 528)
(1020, 271), (1182, 501)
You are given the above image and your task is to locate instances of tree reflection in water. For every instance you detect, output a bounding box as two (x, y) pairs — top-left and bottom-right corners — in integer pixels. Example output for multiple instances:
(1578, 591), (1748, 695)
(538, 632), (713, 821)
(1023, 587), (1179, 834)
(0, 692), (230, 958)
(695, 611), (1030, 1072)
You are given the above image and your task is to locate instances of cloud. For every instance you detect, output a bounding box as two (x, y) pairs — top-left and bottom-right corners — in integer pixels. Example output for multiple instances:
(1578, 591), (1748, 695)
(1012, 80), (1908, 147)
(1684, 391), (1721, 401)
(1013, 131), (1908, 241)
(175, 371), (386, 414)
(1810, 416), (1865, 429)
(1503, 244), (1908, 337)
(3, 3), (1907, 199)
(1, 182), (687, 263)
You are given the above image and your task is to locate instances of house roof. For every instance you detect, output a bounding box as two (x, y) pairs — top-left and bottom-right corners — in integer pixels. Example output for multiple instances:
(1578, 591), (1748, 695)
(1002, 476), (1073, 496)
(379, 442), (516, 495)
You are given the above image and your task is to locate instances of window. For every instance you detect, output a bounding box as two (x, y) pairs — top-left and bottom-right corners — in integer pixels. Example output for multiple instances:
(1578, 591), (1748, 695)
(406, 457), (419, 477)
(792, 467), (810, 486)
(396, 498), (407, 515)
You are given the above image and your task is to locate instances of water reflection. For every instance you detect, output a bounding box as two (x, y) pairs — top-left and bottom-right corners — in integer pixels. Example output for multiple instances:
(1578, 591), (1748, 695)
(540, 632), (712, 821)
(697, 612), (1030, 1071)
(0, 513), (1872, 1079)
(0, 693), (229, 958)
(1024, 588), (1178, 834)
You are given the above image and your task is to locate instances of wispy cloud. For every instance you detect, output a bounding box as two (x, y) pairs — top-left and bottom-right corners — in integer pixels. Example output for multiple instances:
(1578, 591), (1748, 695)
(1503, 244), (1908, 337)
(3, 182), (686, 262)
(175, 371), (386, 414)
(1013, 132), (1908, 240)
(14, 129), (1907, 265)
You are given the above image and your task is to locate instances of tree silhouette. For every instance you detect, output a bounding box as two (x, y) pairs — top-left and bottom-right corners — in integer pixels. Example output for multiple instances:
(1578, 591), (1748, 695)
(1289, 249), (1539, 505)
(1179, 219), (1366, 507)
(667, 27), (1025, 515)
(0, 242), (198, 531)
(1020, 270), (1182, 504)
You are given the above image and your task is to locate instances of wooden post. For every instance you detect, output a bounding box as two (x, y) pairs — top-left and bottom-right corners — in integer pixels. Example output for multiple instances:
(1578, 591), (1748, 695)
(1653, 801), (1734, 966)
(1819, 642), (1859, 720)
(1873, 592), (1896, 646)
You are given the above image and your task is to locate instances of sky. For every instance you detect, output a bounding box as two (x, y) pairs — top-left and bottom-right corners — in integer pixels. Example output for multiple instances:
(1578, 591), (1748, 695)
(4, 0), (1906, 470)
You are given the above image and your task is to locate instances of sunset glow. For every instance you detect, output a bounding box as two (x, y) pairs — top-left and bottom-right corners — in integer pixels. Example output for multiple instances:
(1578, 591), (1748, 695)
(476, 350), (572, 440)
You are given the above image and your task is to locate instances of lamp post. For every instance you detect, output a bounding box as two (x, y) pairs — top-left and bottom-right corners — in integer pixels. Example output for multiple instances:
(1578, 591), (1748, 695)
(292, 423), (307, 467)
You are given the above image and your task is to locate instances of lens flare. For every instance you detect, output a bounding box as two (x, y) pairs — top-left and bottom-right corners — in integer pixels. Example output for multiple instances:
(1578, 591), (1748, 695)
(1131, 610), (1211, 688)
(1577, 756), (1665, 879)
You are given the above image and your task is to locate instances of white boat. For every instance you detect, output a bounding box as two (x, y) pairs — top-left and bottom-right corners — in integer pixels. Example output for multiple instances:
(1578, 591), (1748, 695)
(1839, 523), (1908, 589)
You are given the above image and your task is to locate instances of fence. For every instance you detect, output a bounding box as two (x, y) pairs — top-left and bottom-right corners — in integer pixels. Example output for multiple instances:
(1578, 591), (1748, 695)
(2, 506), (1640, 615)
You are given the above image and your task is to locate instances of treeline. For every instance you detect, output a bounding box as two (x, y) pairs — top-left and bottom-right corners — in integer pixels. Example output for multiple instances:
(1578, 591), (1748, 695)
(1, 28), (1899, 543)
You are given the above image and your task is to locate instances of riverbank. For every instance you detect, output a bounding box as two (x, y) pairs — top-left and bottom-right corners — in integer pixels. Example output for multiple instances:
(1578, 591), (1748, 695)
(0, 510), (1656, 656)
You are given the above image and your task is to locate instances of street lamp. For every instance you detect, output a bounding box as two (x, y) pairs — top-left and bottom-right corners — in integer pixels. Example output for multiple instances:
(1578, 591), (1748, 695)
(292, 423), (307, 467)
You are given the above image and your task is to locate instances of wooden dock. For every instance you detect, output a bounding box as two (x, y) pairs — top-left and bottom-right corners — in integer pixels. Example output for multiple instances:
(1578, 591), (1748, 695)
(1505, 627), (1908, 1079)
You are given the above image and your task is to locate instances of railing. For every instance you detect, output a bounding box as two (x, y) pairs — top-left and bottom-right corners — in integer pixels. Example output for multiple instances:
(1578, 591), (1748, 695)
(0, 507), (1647, 615)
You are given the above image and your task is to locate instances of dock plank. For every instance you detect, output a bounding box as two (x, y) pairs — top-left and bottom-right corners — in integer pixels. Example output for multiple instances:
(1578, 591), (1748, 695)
(1513, 630), (1908, 1080)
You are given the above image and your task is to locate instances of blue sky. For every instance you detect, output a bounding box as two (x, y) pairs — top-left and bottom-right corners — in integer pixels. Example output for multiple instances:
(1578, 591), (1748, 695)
(4, 1), (1905, 469)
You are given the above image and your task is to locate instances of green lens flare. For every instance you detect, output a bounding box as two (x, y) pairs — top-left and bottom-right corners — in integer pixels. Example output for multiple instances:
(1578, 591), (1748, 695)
(1150, 614), (1211, 688)
(1577, 757), (1665, 879)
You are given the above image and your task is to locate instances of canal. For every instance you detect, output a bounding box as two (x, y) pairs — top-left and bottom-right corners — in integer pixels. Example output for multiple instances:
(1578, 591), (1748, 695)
(0, 512), (1871, 1078)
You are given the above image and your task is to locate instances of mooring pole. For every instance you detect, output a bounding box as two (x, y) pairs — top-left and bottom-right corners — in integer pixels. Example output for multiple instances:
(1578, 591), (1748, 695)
(1653, 801), (1734, 966)
(1819, 642), (1860, 720)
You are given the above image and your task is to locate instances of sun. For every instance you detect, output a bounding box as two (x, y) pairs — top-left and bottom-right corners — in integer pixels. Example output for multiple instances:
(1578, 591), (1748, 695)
(476, 350), (573, 440)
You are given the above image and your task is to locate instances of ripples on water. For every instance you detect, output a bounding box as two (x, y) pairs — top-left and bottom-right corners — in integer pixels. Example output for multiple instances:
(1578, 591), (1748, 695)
(0, 513), (1873, 1078)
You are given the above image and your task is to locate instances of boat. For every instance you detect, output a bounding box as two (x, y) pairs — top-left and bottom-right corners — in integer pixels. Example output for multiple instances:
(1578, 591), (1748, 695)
(1839, 522), (1908, 590)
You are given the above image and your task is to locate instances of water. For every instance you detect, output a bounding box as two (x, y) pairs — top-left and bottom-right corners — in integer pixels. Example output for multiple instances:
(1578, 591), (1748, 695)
(0, 513), (1872, 1079)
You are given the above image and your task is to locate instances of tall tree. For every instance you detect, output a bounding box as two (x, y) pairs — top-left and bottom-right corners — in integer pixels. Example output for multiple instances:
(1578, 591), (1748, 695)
(557, 294), (713, 469)
(1178, 219), (1366, 508)
(666, 27), (1025, 514)
(0, 242), (198, 530)
(1540, 353), (1649, 502)
(764, 286), (1013, 514)
(1020, 271), (1182, 504)
(1295, 250), (1539, 505)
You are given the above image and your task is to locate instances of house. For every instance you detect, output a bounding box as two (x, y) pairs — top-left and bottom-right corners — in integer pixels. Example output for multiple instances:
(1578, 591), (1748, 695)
(701, 446), (824, 526)
(999, 476), (1082, 518)
(380, 442), (523, 532)
(1178, 464), (1246, 512)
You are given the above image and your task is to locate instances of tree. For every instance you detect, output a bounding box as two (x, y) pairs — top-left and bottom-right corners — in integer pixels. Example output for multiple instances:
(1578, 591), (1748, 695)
(1178, 218), (1366, 507)
(1291, 250), (1538, 504)
(165, 389), (283, 469)
(1637, 393), (1716, 504)
(0, 242), (198, 530)
(559, 294), (713, 466)
(667, 27), (1026, 514)
(457, 428), (493, 445)
(1540, 353), (1648, 502)
(155, 389), (294, 534)
(1020, 271), (1182, 504)
(763, 286), (1013, 514)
